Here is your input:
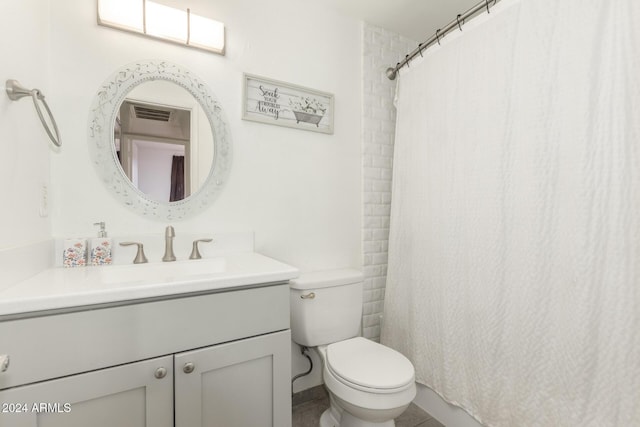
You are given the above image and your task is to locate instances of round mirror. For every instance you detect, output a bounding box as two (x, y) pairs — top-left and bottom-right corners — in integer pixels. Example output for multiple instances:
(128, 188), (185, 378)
(88, 61), (231, 220)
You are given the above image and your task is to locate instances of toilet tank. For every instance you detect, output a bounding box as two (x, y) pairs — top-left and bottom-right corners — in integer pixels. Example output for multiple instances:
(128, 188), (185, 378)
(289, 269), (364, 347)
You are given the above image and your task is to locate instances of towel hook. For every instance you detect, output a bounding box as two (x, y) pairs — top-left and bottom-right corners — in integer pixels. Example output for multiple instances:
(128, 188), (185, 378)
(5, 79), (62, 148)
(436, 29), (442, 45)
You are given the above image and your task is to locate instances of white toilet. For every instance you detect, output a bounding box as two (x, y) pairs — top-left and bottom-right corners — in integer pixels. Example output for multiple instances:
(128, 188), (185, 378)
(290, 269), (416, 427)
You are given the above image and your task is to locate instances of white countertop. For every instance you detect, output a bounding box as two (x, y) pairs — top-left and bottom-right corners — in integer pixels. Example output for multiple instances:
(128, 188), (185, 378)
(0, 252), (299, 318)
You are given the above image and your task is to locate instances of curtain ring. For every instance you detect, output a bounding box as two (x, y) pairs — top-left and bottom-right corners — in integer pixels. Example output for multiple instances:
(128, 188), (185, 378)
(456, 14), (463, 31)
(486, 0), (490, 13)
(436, 29), (442, 45)
(418, 43), (423, 57)
(405, 55), (410, 67)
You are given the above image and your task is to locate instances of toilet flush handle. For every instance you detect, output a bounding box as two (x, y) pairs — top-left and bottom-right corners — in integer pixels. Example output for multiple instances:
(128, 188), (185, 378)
(300, 292), (316, 299)
(0, 354), (9, 373)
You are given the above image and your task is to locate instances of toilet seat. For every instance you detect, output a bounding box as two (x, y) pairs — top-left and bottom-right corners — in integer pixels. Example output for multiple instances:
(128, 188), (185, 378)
(326, 337), (415, 394)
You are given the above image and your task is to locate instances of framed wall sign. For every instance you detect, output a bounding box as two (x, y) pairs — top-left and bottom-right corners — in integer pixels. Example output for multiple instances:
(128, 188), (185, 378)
(242, 73), (334, 134)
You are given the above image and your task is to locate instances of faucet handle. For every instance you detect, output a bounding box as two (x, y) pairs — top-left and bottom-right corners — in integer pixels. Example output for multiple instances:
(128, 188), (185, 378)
(119, 242), (148, 264)
(189, 238), (213, 260)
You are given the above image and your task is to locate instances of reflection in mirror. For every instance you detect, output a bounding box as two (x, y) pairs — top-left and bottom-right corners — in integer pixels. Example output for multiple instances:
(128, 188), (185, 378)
(88, 60), (232, 220)
(115, 81), (214, 203)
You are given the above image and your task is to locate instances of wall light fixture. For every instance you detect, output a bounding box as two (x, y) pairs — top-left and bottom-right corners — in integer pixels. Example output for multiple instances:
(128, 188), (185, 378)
(97, 0), (225, 55)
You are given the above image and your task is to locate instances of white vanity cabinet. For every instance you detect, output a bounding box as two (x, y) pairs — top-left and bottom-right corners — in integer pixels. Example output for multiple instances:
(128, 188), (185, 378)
(0, 283), (292, 427)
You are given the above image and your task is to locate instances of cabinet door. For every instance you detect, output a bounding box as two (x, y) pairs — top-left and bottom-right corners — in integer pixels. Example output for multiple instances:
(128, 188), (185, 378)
(175, 330), (291, 427)
(0, 356), (173, 427)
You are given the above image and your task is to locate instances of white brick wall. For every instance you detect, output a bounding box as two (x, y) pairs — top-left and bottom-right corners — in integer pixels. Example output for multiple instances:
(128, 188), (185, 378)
(361, 23), (416, 341)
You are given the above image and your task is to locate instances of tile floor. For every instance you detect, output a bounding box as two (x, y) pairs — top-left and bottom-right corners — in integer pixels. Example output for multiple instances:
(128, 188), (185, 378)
(292, 386), (444, 427)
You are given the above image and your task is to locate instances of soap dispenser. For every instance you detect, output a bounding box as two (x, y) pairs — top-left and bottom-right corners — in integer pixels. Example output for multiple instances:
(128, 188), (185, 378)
(90, 222), (113, 266)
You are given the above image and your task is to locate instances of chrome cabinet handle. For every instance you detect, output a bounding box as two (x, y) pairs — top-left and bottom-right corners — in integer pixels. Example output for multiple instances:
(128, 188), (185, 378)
(300, 292), (316, 299)
(183, 362), (195, 374)
(0, 354), (9, 373)
(154, 367), (167, 379)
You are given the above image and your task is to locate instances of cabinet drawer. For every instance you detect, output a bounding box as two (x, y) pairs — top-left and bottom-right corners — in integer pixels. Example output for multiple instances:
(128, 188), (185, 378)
(0, 284), (289, 390)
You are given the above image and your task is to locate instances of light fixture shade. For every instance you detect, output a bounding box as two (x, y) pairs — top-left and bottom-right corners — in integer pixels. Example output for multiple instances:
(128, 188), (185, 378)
(97, 0), (143, 32)
(189, 14), (225, 53)
(96, 0), (225, 55)
(145, 1), (188, 43)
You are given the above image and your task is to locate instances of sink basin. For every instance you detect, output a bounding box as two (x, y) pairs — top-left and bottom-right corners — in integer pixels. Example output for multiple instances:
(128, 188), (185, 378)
(101, 258), (227, 285)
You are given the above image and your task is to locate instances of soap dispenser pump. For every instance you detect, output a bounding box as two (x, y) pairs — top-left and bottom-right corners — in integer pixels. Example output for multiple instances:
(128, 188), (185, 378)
(90, 221), (113, 266)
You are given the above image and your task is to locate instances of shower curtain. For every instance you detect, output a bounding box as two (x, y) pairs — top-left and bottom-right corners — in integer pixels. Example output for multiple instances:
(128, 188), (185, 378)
(381, 0), (640, 426)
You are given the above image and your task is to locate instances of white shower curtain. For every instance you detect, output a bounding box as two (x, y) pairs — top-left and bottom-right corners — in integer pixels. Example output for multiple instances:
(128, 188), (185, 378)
(381, 0), (640, 426)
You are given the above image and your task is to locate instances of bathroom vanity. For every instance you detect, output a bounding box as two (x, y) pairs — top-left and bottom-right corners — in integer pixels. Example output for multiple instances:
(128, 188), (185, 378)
(0, 253), (297, 427)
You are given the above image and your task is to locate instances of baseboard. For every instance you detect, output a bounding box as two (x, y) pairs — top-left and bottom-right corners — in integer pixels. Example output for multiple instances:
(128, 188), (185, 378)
(413, 383), (484, 427)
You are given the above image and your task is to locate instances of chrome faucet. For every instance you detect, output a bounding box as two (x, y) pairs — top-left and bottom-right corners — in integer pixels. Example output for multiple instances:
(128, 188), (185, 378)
(162, 226), (176, 262)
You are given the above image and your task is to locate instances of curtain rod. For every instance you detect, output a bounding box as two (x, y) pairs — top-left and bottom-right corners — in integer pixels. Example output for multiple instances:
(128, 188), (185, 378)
(386, 0), (503, 80)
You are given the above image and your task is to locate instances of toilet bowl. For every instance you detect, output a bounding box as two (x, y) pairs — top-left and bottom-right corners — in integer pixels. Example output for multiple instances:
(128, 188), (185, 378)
(290, 269), (417, 427)
(317, 338), (416, 427)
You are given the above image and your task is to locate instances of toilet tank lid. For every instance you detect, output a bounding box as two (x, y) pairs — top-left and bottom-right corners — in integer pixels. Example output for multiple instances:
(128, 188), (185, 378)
(289, 269), (363, 290)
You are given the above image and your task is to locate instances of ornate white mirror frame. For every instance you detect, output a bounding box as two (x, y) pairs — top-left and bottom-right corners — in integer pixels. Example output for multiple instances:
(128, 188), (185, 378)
(88, 60), (232, 220)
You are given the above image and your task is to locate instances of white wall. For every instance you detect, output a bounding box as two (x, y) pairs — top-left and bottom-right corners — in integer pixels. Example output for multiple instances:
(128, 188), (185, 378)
(48, 0), (362, 275)
(0, 0), (52, 250)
